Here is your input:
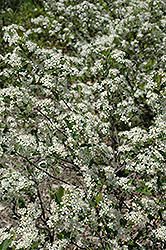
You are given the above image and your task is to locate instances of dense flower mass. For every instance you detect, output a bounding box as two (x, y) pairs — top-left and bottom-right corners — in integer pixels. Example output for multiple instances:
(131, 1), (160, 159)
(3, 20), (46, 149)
(0, 0), (166, 249)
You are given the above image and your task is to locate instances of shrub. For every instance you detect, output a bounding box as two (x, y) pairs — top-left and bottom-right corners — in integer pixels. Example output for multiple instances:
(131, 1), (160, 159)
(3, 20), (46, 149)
(0, 0), (166, 249)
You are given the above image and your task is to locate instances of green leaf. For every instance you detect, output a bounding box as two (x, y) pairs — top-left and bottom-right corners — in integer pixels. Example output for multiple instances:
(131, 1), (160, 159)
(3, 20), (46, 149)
(16, 28), (24, 38)
(40, 163), (46, 168)
(77, 173), (83, 177)
(120, 219), (127, 227)
(127, 226), (132, 231)
(22, 62), (29, 69)
(142, 233), (147, 238)
(58, 186), (64, 198)
(88, 200), (96, 207)
(144, 58), (156, 69)
(127, 178), (133, 184)
(55, 192), (62, 204)
(65, 120), (72, 130)
(95, 192), (102, 205)
(56, 230), (71, 240)
(30, 241), (39, 249)
(18, 197), (25, 208)
(0, 239), (11, 250)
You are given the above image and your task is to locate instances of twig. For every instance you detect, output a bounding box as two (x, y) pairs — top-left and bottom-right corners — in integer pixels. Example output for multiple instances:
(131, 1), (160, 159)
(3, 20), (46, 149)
(16, 152), (79, 188)
(36, 107), (67, 138)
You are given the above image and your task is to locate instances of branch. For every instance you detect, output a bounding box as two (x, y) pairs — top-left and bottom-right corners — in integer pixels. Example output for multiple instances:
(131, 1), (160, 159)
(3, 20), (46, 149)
(36, 107), (67, 138)
(16, 152), (80, 188)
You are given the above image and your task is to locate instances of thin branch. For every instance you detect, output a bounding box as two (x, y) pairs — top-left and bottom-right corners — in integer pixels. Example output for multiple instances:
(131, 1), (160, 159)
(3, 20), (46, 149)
(16, 152), (79, 188)
(33, 179), (46, 220)
(36, 107), (67, 138)
(52, 89), (74, 113)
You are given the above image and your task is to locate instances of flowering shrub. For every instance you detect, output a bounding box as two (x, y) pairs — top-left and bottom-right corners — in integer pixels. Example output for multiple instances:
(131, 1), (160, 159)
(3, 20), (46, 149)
(0, 0), (166, 249)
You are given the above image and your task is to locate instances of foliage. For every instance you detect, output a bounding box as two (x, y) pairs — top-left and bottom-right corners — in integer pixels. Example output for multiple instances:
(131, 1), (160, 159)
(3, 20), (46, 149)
(0, 0), (166, 249)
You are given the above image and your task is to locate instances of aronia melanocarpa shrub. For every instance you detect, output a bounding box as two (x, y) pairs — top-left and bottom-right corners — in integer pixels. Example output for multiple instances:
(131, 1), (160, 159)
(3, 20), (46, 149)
(0, 0), (166, 249)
